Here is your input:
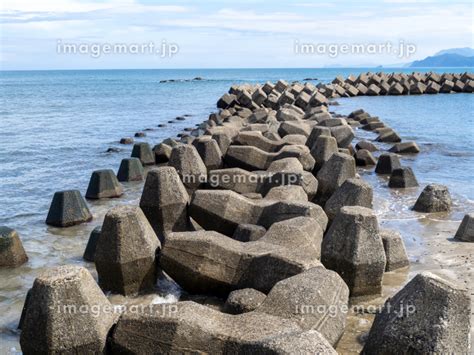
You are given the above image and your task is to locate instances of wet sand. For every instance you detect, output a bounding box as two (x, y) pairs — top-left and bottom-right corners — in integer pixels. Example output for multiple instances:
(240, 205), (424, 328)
(335, 113), (474, 353)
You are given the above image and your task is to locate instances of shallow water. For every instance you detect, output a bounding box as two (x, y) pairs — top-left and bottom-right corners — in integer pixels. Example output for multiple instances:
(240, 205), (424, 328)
(0, 68), (473, 353)
(332, 95), (474, 353)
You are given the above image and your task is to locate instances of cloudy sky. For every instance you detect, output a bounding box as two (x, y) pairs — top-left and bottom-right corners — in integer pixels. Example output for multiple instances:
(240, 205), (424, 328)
(1, 0), (472, 70)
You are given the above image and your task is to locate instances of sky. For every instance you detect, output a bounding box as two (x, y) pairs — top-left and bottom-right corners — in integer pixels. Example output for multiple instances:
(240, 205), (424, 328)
(1, 0), (473, 70)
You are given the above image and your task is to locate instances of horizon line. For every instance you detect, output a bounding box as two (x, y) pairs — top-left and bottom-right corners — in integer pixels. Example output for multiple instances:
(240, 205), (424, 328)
(2, 66), (473, 73)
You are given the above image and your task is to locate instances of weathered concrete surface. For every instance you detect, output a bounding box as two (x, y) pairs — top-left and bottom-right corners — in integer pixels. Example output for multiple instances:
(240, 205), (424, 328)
(45, 190), (93, 227)
(20, 265), (118, 354)
(111, 301), (336, 354)
(0, 226), (28, 267)
(95, 206), (161, 295)
(362, 272), (471, 354)
(322, 206), (386, 297)
(140, 167), (190, 240)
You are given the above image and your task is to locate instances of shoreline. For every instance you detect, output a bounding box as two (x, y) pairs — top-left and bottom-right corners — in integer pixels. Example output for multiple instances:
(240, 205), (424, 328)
(1, 71), (473, 353)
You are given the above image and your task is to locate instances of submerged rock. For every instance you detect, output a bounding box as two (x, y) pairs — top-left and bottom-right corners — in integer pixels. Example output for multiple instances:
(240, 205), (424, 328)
(20, 265), (117, 354)
(362, 272), (471, 354)
(119, 137), (134, 144)
(0, 226), (28, 267)
(45, 190), (92, 227)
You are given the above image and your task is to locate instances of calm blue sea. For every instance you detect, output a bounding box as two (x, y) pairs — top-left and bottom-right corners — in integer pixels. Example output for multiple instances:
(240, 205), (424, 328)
(0, 68), (473, 352)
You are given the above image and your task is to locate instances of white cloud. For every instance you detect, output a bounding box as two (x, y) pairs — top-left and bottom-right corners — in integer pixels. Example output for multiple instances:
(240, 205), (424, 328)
(1, 1), (472, 69)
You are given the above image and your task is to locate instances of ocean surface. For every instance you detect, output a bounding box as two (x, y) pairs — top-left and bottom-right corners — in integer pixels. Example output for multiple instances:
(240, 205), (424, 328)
(0, 68), (473, 353)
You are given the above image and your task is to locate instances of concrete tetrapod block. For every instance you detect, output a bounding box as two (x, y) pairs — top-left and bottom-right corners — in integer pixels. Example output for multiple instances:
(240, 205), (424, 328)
(139, 167), (190, 240)
(265, 185), (308, 202)
(131, 142), (155, 165)
(362, 272), (471, 354)
(306, 126), (332, 150)
(316, 152), (356, 205)
(225, 144), (315, 172)
(259, 216), (324, 260)
(413, 183), (452, 212)
(153, 142), (172, 164)
(95, 206), (161, 296)
(257, 267), (349, 346)
(330, 125), (355, 148)
(0, 226), (28, 267)
(224, 288), (267, 314)
(251, 330), (337, 354)
(207, 168), (263, 194)
(321, 206), (386, 297)
(389, 141), (420, 154)
(232, 224), (266, 242)
(389, 167), (419, 188)
(233, 131), (287, 153)
(375, 153), (402, 174)
(20, 265), (118, 354)
(376, 129), (402, 143)
(117, 158), (144, 182)
(160, 229), (322, 295)
(83, 226), (101, 262)
(354, 149), (377, 166)
(380, 229), (409, 271)
(324, 178), (373, 222)
(192, 136), (223, 170)
(355, 140), (378, 152)
(262, 158), (318, 200)
(310, 135), (338, 172)
(111, 301), (336, 354)
(278, 121), (311, 137)
(189, 189), (328, 237)
(208, 163), (317, 201)
(454, 213), (474, 242)
(85, 169), (123, 199)
(168, 144), (207, 191)
(45, 190), (93, 227)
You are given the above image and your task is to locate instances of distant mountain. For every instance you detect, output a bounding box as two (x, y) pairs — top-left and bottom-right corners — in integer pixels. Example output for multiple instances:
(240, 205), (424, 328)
(409, 53), (474, 68)
(434, 47), (474, 57)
